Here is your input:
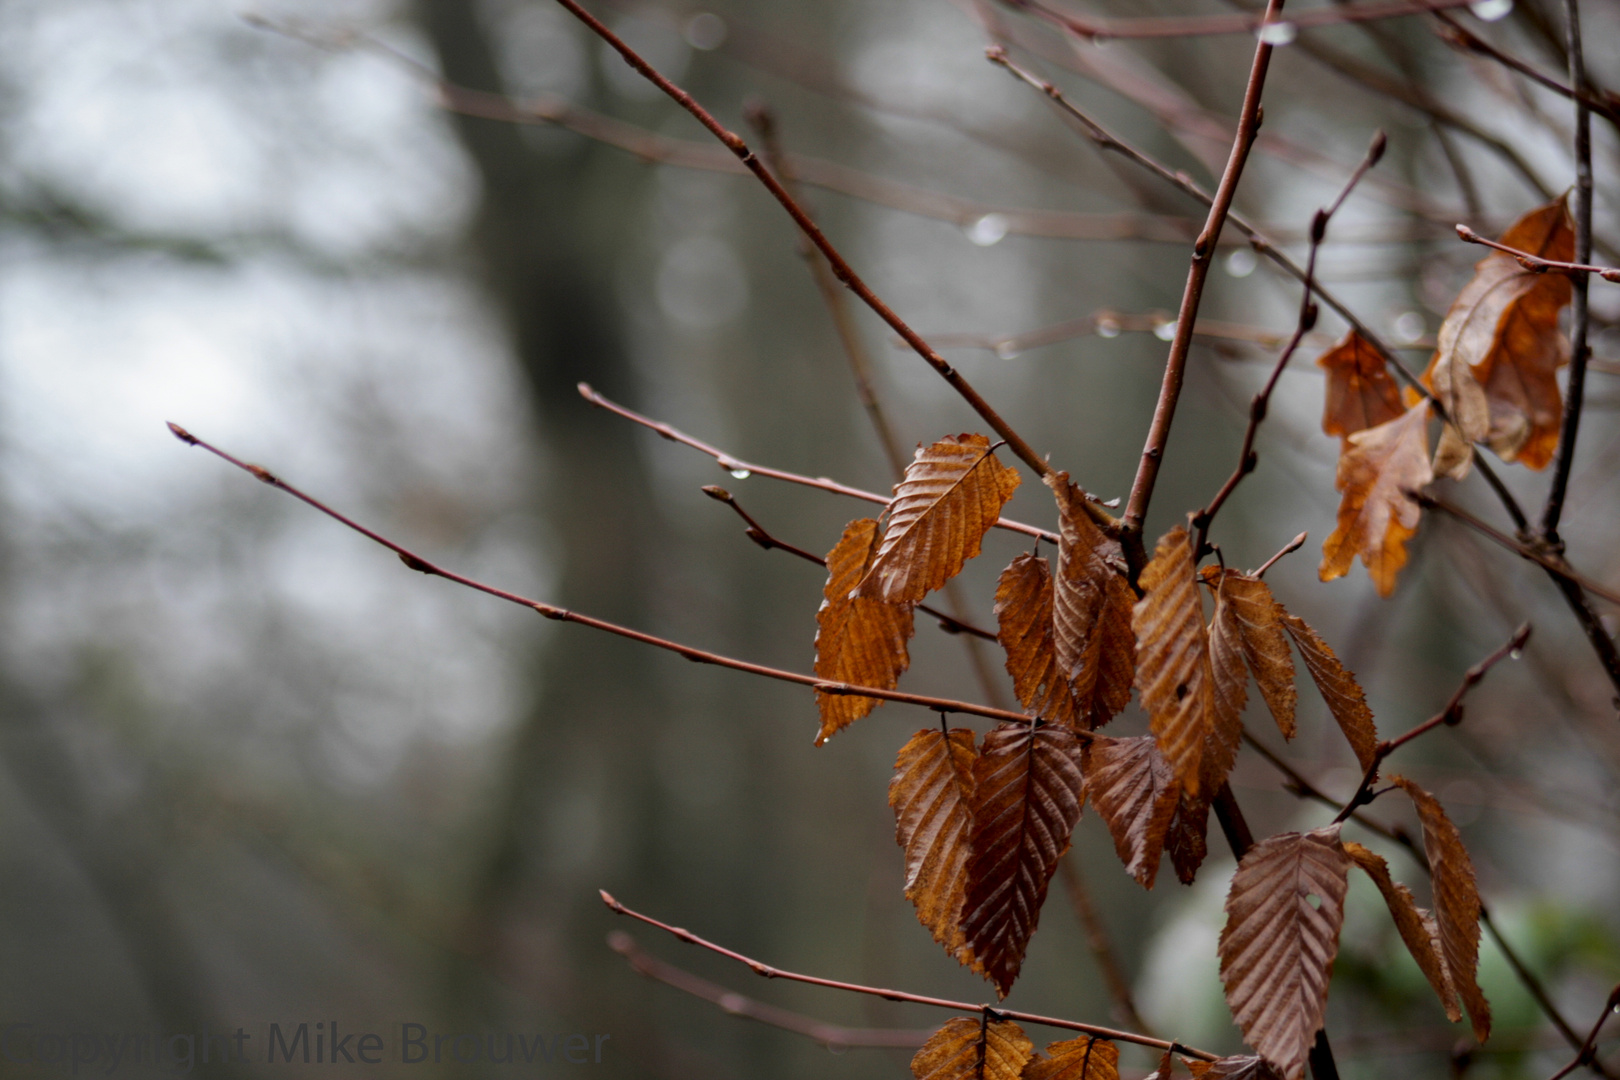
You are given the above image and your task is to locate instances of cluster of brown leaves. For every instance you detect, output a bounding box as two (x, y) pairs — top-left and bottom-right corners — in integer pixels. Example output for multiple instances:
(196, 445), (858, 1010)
(1316, 196), (1575, 596)
(910, 1018), (1118, 1080)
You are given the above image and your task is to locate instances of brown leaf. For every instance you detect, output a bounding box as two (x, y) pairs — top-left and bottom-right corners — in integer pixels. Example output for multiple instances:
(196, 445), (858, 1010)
(960, 722), (1087, 997)
(1278, 614), (1378, 771)
(1134, 525), (1214, 793)
(1318, 329), (1404, 444)
(1165, 789), (1211, 885)
(1204, 578), (1250, 799)
(1082, 734), (1180, 889)
(1319, 399), (1432, 597)
(1393, 777), (1492, 1042)
(995, 554), (1079, 726)
(1218, 826), (1351, 1080)
(1185, 1057), (1287, 1080)
(891, 728), (979, 963)
(1342, 841), (1460, 1022)
(1427, 196), (1574, 473)
(911, 1016), (1033, 1080)
(815, 518), (917, 744)
(1211, 571), (1297, 739)
(1049, 473), (1137, 729)
(1023, 1037), (1120, 1080)
(859, 434), (1021, 605)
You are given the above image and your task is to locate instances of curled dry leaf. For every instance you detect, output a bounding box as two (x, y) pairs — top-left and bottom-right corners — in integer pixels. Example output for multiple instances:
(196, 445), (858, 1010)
(910, 1016), (1033, 1080)
(1082, 734), (1180, 889)
(1218, 826), (1351, 1080)
(1134, 525), (1214, 793)
(1185, 1056), (1287, 1080)
(1023, 1036), (1120, 1080)
(1342, 841), (1459, 1021)
(960, 722), (1086, 997)
(1278, 614), (1378, 772)
(815, 518), (916, 744)
(1393, 777), (1491, 1042)
(891, 728), (979, 963)
(995, 554), (1080, 727)
(1048, 473), (1136, 729)
(1426, 196), (1574, 475)
(1207, 570), (1297, 739)
(1319, 399), (1432, 598)
(858, 434), (1020, 606)
(1318, 329), (1404, 445)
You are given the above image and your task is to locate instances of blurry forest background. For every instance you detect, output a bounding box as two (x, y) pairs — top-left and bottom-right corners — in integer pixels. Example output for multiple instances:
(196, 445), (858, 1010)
(1, 0), (1618, 1077)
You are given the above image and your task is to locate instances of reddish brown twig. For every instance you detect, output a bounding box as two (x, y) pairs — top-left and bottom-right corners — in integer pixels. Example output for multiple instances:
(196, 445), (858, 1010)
(597, 891), (1216, 1058)
(166, 422), (1031, 727)
(549, 0), (1122, 533)
(1332, 624), (1531, 825)
(1546, 984), (1620, 1080)
(1431, 13), (1620, 130)
(1456, 226), (1620, 282)
(1414, 494), (1620, 607)
(700, 486), (998, 642)
(1008, 0), (1473, 41)
(607, 932), (933, 1049)
(578, 382), (1060, 544)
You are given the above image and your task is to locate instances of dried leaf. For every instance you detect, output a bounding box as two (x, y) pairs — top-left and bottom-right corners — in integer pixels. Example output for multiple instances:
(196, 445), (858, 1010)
(1428, 196), (1574, 471)
(1204, 579), (1249, 799)
(1049, 473), (1136, 729)
(1427, 339), (1491, 480)
(1023, 1037), (1120, 1080)
(1318, 329), (1403, 444)
(995, 554), (1079, 726)
(1278, 614), (1378, 771)
(911, 1016), (1033, 1080)
(1082, 734), (1180, 889)
(891, 728), (979, 962)
(1342, 840), (1459, 1021)
(815, 518), (916, 744)
(1134, 526), (1214, 793)
(859, 434), (1021, 605)
(1218, 826), (1351, 1080)
(1393, 777), (1491, 1042)
(1165, 790), (1211, 885)
(1208, 570), (1297, 739)
(960, 722), (1086, 997)
(1185, 1056), (1287, 1080)
(1319, 399), (1432, 597)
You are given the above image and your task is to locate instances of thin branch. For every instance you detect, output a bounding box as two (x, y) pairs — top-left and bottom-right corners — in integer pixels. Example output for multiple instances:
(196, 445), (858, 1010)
(607, 931), (933, 1049)
(166, 423), (1033, 727)
(597, 891), (1217, 1059)
(1058, 855), (1155, 1036)
(1195, 134), (1385, 557)
(550, 0), (1119, 528)
(1457, 226), (1620, 282)
(700, 485), (998, 642)
(577, 382), (1060, 544)
(1007, 0), (1475, 41)
(1546, 984), (1620, 1080)
(1117, 0), (1286, 569)
(1332, 623), (1531, 825)
(1416, 494), (1620, 607)
(1255, 532), (1309, 578)
(1431, 13), (1620, 130)
(1540, 0), (1593, 545)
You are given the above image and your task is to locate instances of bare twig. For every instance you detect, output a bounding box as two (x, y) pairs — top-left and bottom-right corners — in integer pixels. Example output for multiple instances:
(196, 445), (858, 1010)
(1545, 983), (1620, 1080)
(1057, 856), (1154, 1036)
(1416, 494), (1620, 607)
(1457, 226), (1620, 282)
(607, 931), (933, 1049)
(1255, 532), (1309, 578)
(578, 383), (1059, 544)
(1432, 13), (1620, 130)
(598, 891), (1216, 1058)
(166, 422), (1032, 727)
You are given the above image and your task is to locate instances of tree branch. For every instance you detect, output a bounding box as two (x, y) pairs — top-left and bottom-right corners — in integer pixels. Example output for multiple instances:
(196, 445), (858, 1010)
(1456, 226), (1620, 282)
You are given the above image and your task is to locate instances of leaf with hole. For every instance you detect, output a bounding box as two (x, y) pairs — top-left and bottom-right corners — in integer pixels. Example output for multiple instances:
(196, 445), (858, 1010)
(1134, 525), (1213, 793)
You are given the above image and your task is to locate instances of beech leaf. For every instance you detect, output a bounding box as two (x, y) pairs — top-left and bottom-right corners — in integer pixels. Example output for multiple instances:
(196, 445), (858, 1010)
(891, 728), (979, 963)
(1134, 525), (1214, 793)
(1185, 1057), (1287, 1080)
(815, 518), (916, 744)
(960, 722), (1086, 997)
(1342, 840), (1460, 1021)
(1393, 777), (1491, 1042)
(1023, 1037), (1120, 1080)
(1207, 570), (1297, 738)
(1218, 826), (1351, 1080)
(1319, 399), (1432, 597)
(1318, 329), (1404, 444)
(911, 1016), (1033, 1080)
(1205, 578), (1250, 799)
(1082, 734), (1180, 889)
(858, 434), (1020, 605)
(1278, 614), (1378, 771)
(1048, 473), (1136, 729)
(1165, 789), (1211, 885)
(995, 554), (1080, 726)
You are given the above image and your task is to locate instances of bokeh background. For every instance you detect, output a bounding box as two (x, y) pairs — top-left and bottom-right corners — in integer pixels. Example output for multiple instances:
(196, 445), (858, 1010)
(1, 0), (1618, 1076)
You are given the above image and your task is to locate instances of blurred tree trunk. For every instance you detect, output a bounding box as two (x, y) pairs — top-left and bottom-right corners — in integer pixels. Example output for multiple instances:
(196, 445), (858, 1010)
(413, 0), (666, 1038)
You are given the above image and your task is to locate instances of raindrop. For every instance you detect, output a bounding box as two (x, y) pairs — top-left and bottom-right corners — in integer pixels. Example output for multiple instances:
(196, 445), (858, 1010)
(1255, 20), (1297, 45)
(1510, 648), (1523, 660)
(966, 213), (1009, 247)
(1468, 0), (1513, 21)
(1393, 310), (1426, 344)
(1226, 248), (1258, 278)
(1096, 317), (1121, 339)
(995, 341), (1021, 360)
(729, 468), (751, 479)
(1154, 320), (1178, 342)
(684, 12), (728, 49)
